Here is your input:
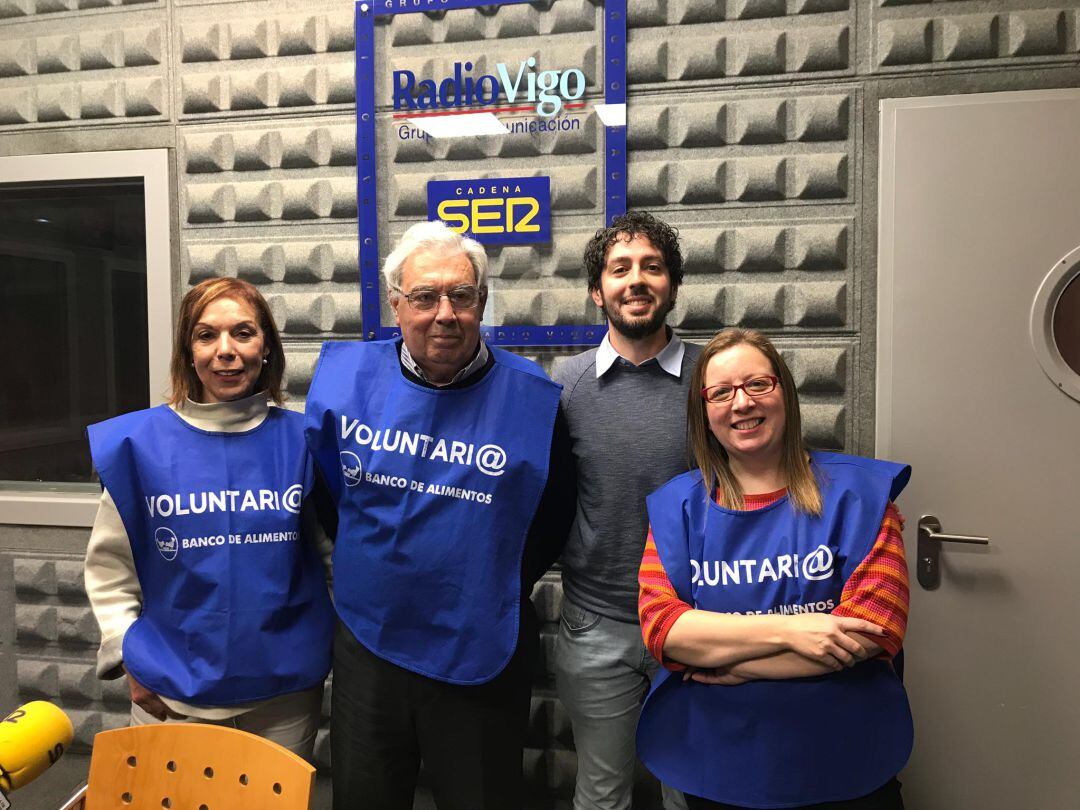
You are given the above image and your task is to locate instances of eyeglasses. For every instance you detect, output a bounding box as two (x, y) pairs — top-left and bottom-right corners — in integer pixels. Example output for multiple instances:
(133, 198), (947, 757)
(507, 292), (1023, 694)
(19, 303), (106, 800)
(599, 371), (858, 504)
(701, 375), (779, 404)
(392, 285), (482, 312)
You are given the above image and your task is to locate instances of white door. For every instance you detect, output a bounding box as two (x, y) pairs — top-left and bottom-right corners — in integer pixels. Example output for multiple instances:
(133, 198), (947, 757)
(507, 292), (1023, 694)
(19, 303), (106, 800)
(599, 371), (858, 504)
(877, 90), (1080, 809)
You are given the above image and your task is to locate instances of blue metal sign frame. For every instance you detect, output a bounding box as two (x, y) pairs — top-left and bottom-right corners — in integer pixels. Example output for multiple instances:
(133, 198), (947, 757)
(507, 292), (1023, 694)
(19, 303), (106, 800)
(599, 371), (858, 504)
(356, 0), (627, 346)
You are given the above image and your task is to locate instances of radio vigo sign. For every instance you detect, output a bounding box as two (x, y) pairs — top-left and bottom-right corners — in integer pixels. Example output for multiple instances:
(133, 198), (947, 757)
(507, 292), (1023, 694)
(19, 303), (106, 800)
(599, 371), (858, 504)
(356, 0), (627, 346)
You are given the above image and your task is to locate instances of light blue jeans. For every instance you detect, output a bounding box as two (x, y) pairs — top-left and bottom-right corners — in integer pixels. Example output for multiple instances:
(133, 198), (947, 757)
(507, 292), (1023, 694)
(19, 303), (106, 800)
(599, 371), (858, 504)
(555, 599), (687, 810)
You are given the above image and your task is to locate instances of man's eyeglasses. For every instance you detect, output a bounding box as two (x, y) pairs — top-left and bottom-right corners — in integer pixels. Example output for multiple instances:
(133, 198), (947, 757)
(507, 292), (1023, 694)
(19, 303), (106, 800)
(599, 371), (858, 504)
(392, 285), (482, 312)
(701, 375), (779, 404)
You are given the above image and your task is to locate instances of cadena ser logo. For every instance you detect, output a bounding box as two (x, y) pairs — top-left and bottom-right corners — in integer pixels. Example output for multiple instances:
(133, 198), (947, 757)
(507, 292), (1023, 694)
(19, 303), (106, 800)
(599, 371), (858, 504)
(394, 58), (587, 118)
(428, 176), (551, 246)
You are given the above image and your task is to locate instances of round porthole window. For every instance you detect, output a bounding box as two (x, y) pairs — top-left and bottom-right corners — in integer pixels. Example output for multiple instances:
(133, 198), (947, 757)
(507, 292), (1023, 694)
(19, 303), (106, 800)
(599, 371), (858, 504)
(1031, 244), (1080, 403)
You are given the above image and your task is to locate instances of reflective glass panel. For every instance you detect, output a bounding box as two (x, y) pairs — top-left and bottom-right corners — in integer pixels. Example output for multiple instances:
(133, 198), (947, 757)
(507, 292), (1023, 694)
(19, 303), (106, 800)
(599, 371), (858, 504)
(0, 180), (148, 485)
(1053, 273), (1080, 377)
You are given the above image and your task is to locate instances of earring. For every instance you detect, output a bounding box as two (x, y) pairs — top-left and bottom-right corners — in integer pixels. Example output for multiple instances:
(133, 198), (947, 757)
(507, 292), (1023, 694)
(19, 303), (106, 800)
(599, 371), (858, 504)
(190, 362), (195, 368)
(262, 358), (268, 365)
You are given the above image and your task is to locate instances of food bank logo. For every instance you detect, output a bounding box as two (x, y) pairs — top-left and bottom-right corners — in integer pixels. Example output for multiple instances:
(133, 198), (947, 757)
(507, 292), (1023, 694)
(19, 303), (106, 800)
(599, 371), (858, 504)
(340, 451), (363, 487)
(393, 59), (587, 118)
(155, 527), (179, 561)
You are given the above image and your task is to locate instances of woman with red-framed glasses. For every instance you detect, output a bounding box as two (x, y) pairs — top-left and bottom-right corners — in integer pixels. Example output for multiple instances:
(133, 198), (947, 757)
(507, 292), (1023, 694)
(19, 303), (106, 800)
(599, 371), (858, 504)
(636, 327), (914, 810)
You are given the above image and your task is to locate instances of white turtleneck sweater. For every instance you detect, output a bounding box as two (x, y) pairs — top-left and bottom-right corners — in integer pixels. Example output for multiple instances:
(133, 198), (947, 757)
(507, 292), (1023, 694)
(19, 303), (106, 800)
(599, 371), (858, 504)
(83, 393), (332, 720)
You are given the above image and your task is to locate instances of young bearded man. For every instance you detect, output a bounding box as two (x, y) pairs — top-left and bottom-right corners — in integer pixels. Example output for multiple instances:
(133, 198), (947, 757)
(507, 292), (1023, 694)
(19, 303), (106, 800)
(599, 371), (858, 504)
(554, 211), (697, 810)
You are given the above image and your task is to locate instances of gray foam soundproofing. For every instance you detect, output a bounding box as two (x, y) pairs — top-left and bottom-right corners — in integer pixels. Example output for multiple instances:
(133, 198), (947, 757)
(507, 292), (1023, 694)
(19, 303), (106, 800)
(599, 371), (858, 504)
(3, 0), (1078, 805)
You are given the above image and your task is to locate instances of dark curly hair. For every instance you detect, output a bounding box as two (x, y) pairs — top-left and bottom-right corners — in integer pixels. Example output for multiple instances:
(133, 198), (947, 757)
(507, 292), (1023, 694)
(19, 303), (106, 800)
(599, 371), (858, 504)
(583, 211), (683, 293)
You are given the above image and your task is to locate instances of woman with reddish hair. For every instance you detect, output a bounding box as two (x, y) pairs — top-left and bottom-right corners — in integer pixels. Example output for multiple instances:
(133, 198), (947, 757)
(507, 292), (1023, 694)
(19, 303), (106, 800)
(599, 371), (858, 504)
(84, 278), (333, 759)
(638, 328), (913, 809)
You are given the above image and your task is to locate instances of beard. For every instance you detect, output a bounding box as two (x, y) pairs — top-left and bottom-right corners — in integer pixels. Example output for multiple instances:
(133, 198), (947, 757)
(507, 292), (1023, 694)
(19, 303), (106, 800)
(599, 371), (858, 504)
(600, 294), (675, 340)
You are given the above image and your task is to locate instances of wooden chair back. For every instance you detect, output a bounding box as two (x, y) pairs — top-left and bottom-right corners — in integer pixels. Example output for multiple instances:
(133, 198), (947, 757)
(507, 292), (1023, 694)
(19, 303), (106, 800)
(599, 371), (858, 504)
(82, 723), (314, 809)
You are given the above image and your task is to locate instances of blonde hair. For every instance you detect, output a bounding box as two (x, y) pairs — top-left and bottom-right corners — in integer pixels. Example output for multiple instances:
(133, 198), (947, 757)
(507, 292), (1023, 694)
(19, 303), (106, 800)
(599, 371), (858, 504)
(687, 328), (822, 515)
(169, 278), (285, 406)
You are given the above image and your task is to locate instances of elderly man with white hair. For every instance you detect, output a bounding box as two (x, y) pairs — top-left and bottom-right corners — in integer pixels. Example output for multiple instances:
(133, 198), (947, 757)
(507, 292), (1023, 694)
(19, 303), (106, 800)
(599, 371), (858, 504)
(305, 220), (575, 810)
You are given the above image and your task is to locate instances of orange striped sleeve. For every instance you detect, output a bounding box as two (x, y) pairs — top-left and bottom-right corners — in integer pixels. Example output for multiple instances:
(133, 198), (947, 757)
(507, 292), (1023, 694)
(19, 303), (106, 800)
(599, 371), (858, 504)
(638, 526), (692, 671)
(831, 502), (909, 660)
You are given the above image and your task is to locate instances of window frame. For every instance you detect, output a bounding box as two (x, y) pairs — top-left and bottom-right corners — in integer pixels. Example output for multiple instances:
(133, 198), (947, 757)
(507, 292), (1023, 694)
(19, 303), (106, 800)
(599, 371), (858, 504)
(0, 149), (172, 527)
(1031, 242), (1080, 404)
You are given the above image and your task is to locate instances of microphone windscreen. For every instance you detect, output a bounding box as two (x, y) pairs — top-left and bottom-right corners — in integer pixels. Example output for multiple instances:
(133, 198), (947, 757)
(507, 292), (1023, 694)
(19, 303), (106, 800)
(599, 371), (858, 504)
(0, 701), (74, 793)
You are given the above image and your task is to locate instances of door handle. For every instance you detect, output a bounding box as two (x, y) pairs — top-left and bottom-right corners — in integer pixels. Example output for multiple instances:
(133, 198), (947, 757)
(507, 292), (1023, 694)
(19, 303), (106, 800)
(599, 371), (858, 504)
(917, 514), (990, 590)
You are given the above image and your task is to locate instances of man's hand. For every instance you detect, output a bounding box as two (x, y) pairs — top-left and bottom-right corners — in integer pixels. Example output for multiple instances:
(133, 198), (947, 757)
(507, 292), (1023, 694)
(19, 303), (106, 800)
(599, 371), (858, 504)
(125, 670), (183, 721)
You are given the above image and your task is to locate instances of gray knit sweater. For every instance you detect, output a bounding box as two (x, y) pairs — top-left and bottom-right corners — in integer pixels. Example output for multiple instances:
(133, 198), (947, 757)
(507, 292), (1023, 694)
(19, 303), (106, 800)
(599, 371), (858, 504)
(554, 339), (701, 623)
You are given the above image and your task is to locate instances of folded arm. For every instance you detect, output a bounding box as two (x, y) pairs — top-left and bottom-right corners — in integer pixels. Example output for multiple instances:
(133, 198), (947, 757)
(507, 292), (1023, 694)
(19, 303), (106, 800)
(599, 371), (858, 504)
(640, 529), (882, 672)
(639, 502), (908, 681)
(692, 637), (882, 685)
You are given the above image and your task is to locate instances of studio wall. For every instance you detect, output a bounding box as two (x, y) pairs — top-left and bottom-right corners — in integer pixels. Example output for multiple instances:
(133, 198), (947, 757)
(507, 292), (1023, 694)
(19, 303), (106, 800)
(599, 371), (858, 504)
(2, 1), (1079, 806)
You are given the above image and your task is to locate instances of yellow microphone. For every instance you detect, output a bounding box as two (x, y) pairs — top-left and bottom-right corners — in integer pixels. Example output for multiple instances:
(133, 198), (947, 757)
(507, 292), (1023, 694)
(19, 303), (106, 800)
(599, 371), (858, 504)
(0, 701), (74, 803)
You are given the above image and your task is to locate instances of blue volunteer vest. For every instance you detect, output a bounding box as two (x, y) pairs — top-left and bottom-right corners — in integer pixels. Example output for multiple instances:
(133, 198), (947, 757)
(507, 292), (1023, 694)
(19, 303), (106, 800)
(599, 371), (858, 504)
(87, 405), (334, 706)
(637, 452), (914, 808)
(304, 339), (559, 685)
